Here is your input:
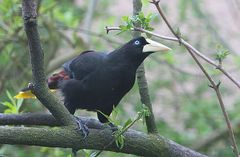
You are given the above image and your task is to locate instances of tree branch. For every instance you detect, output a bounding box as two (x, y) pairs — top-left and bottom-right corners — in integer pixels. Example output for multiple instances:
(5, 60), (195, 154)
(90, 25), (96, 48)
(22, 0), (75, 126)
(0, 113), (207, 157)
(133, 0), (158, 134)
(0, 113), (108, 130)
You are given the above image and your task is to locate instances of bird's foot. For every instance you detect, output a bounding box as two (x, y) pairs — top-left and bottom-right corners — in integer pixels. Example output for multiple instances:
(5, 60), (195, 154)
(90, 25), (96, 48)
(108, 122), (118, 132)
(75, 116), (89, 139)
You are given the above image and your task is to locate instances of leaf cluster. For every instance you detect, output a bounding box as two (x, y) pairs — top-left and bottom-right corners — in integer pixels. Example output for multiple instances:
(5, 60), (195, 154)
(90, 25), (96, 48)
(119, 12), (154, 34)
(1, 91), (23, 114)
(215, 44), (229, 62)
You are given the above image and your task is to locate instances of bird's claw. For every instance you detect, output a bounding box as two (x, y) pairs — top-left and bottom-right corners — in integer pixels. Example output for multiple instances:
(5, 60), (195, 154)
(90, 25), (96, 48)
(75, 116), (89, 139)
(108, 122), (118, 133)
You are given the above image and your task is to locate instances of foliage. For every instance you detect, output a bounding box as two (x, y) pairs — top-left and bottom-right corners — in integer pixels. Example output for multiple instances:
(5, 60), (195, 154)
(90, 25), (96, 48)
(112, 104), (150, 149)
(119, 12), (154, 34)
(215, 44), (229, 62)
(1, 91), (23, 114)
(96, 104), (150, 150)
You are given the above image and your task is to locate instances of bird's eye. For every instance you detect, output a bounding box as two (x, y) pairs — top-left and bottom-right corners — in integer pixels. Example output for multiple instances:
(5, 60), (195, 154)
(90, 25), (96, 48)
(134, 40), (140, 45)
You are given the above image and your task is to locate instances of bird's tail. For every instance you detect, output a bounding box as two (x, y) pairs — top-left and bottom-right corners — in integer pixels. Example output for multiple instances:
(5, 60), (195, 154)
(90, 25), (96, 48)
(14, 70), (69, 99)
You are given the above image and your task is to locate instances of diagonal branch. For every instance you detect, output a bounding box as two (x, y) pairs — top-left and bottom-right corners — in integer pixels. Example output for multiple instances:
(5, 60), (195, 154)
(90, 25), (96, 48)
(22, 0), (75, 126)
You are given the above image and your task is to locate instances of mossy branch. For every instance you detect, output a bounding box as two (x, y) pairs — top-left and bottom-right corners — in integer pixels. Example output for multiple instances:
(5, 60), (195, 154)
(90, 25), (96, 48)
(0, 113), (207, 157)
(22, 0), (75, 126)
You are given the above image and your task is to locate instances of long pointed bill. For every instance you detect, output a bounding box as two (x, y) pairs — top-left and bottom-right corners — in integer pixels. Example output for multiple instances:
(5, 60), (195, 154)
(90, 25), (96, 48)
(143, 38), (171, 53)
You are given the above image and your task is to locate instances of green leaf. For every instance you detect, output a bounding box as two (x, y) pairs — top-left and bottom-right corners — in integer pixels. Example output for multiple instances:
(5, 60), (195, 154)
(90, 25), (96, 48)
(16, 98), (24, 111)
(6, 90), (16, 106)
(141, 104), (151, 117)
(121, 16), (129, 22)
(215, 44), (229, 61)
(115, 134), (125, 149)
(1, 101), (13, 109)
(1, 91), (23, 114)
(176, 27), (182, 38)
(119, 12), (155, 34)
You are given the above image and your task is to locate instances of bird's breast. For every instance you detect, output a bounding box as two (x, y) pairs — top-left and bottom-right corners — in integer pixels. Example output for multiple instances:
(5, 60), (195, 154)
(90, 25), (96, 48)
(62, 64), (137, 111)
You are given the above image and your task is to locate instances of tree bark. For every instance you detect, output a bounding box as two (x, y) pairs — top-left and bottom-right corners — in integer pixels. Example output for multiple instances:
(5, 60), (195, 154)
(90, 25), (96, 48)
(22, 0), (75, 126)
(0, 113), (207, 157)
(133, 0), (158, 134)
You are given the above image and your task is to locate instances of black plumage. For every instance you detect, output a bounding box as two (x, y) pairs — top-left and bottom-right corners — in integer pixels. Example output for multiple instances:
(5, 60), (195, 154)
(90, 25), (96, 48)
(54, 36), (170, 123)
(59, 37), (149, 123)
(16, 36), (170, 125)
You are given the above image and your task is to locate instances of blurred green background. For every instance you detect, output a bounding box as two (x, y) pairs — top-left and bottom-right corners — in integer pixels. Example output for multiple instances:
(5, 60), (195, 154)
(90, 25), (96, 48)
(1, 0), (240, 156)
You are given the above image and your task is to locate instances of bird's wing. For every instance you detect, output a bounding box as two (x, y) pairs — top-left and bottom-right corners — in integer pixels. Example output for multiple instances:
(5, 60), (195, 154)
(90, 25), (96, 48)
(63, 50), (107, 80)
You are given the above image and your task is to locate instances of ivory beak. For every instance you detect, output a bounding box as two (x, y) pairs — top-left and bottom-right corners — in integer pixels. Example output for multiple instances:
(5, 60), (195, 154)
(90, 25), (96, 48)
(143, 38), (171, 53)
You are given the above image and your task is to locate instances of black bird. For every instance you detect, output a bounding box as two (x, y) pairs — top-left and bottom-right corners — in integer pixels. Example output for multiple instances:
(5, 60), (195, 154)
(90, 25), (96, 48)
(15, 36), (170, 135)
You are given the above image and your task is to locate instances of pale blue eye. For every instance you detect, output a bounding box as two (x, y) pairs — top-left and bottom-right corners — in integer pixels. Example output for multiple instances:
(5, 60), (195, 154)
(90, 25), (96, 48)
(134, 40), (140, 45)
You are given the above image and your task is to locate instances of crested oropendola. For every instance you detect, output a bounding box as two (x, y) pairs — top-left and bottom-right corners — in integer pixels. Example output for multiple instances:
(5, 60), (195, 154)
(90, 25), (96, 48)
(15, 36), (171, 137)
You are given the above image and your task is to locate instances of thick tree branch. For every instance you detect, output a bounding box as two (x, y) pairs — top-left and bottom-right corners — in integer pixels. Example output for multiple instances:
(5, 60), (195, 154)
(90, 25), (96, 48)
(22, 0), (75, 126)
(0, 113), (59, 126)
(0, 114), (207, 157)
(133, 0), (158, 134)
(0, 113), (105, 129)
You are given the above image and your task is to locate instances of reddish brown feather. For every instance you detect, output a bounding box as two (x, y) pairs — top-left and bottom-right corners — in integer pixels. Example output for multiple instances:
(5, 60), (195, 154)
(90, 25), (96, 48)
(47, 70), (69, 89)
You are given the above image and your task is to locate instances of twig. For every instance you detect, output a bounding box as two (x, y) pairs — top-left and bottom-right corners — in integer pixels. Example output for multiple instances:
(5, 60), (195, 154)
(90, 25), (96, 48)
(150, 0), (239, 156)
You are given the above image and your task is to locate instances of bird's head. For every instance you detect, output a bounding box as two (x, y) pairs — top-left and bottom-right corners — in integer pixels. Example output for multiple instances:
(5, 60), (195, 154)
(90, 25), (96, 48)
(128, 36), (171, 54)
(111, 36), (171, 66)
